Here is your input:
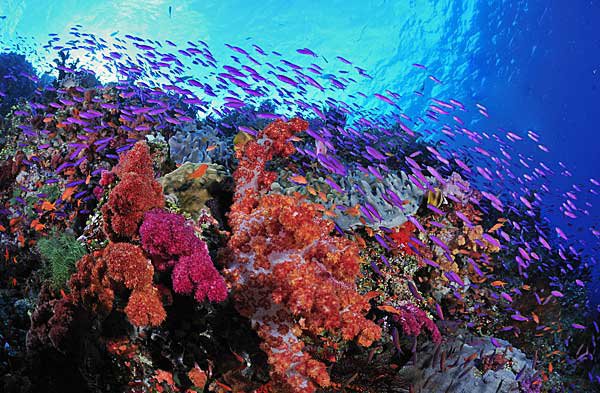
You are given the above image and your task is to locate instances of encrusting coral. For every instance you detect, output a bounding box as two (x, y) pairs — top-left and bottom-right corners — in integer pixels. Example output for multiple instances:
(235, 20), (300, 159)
(225, 118), (381, 393)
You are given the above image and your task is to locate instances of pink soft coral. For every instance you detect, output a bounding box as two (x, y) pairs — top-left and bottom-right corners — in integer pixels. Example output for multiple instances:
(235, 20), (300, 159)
(172, 248), (228, 302)
(392, 302), (442, 343)
(139, 209), (198, 270)
(140, 209), (227, 303)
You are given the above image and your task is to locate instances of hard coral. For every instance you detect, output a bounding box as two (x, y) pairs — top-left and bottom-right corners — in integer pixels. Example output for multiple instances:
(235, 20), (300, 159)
(102, 142), (164, 240)
(226, 118), (381, 393)
(140, 209), (227, 303)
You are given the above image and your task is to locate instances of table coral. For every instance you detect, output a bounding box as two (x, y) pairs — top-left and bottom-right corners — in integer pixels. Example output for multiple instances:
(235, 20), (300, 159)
(226, 118), (381, 393)
(158, 162), (227, 219)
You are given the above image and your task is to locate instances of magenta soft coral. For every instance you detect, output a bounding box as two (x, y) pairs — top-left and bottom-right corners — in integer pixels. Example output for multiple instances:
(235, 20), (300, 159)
(392, 302), (442, 343)
(140, 209), (227, 303)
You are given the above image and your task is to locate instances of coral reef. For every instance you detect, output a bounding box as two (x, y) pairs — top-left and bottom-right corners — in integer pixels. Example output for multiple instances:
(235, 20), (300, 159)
(101, 142), (165, 240)
(226, 118), (381, 392)
(158, 162), (228, 220)
(140, 209), (227, 303)
(0, 30), (596, 393)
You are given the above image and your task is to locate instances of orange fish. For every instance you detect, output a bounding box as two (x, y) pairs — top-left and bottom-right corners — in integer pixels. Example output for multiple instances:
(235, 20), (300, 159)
(214, 381), (232, 392)
(548, 363), (553, 373)
(30, 220), (45, 232)
(288, 135), (303, 142)
(306, 185), (317, 196)
(317, 191), (327, 202)
(290, 175), (308, 185)
(188, 163), (208, 179)
(490, 280), (507, 287)
(62, 187), (76, 202)
(378, 305), (401, 315)
(0, 225), (5, 232)
(531, 312), (540, 324)
(324, 210), (337, 218)
(345, 204), (361, 217)
(41, 200), (56, 211)
(206, 145), (217, 152)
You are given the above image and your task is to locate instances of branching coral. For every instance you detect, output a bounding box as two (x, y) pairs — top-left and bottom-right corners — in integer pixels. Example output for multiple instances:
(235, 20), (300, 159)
(101, 142), (164, 240)
(140, 209), (227, 303)
(226, 118), (381, 393)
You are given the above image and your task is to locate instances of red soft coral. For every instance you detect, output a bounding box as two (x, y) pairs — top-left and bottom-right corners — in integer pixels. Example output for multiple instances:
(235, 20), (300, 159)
(226, 118), (381, 393)
(69, 252), (114, 316)
(389, 221), (418, 256)
(103, 242), (154, 290)
(125, 287), (167, 327)
(70, 244), (165, 327)
(101, 142), (164, 241)
(113, 140), (155, 179)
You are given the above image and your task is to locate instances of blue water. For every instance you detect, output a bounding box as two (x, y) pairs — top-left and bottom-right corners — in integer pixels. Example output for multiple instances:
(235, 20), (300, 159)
(2, 0), (598, 178)
(1, 1), (598, 288)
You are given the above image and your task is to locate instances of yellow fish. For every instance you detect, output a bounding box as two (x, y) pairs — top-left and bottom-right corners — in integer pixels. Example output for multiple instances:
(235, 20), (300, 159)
(426, 187), (445, 207)
(233, 131), (254, 152)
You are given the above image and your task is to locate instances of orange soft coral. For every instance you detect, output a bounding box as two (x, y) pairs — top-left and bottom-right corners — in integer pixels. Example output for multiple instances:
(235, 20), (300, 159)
(69, 252), (114, 316)
(226, 118), (381, 393)
(69, 243), (165, 327)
